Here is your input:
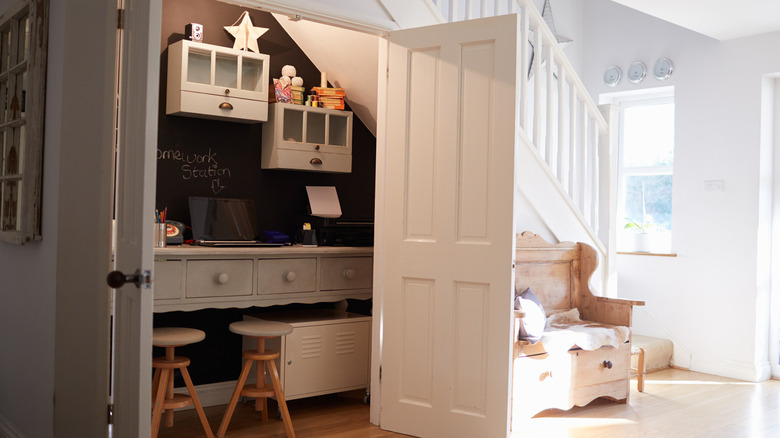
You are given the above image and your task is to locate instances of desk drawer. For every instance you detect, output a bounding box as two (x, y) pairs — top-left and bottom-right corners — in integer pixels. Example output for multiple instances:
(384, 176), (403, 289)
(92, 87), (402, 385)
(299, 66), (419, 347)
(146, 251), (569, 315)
(258, 258), (316, 294)
(570, 343), (629, 388)
(320, 257), (372, 290)
(154, 260), (183, 300)
(185, 259), (253, 298)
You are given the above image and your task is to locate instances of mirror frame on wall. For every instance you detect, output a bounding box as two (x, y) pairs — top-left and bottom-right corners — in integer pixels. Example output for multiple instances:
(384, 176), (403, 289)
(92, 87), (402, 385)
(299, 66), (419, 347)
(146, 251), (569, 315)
(0, 0), (48, 244)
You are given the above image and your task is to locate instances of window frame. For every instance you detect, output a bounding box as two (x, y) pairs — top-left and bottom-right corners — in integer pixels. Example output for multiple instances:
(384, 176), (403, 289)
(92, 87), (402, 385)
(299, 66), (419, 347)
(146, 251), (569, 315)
(0, 0), (48, 244)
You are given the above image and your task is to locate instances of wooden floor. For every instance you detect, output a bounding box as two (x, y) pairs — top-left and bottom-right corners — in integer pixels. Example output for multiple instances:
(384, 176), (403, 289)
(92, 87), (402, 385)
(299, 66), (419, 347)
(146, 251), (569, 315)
(157, 369), (780, 437)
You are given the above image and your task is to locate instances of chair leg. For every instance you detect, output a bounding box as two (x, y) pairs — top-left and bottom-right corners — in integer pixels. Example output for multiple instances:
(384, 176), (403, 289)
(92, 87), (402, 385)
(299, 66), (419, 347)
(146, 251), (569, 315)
(267, 358), (295, 438)
(151, 368), (170, 438)
(180, 365), (215, 438)
(637, 347), (646, 392)
(217, 357), (255, 438)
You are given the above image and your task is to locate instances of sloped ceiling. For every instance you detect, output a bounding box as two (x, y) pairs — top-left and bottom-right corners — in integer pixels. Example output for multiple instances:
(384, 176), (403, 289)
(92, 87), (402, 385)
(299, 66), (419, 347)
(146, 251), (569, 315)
(274, 14), (380, 136)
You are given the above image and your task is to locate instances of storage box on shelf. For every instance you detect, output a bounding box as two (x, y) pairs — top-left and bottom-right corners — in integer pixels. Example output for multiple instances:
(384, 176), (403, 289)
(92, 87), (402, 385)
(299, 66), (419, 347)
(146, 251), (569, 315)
(166, 39), (270, 123)
(261, 102), (353, 173)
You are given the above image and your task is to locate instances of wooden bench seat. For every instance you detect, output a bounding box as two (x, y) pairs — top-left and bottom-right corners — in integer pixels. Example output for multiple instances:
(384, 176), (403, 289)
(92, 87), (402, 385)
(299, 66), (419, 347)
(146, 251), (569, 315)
(511, 232), (644, 424)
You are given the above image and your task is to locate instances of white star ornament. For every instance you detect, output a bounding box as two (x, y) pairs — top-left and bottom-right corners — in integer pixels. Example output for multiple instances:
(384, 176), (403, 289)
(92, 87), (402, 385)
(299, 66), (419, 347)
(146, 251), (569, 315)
(224, 11), (268, 53)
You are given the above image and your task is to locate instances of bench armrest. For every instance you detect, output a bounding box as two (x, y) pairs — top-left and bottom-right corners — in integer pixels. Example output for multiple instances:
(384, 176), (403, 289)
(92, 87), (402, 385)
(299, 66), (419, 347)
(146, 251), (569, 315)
(580, 296), (644, 327)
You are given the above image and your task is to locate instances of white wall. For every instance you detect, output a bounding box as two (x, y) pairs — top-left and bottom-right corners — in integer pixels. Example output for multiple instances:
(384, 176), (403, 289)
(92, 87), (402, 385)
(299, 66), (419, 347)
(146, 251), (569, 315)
(0, 0), (61, 436)
(581, 0), (780, 381)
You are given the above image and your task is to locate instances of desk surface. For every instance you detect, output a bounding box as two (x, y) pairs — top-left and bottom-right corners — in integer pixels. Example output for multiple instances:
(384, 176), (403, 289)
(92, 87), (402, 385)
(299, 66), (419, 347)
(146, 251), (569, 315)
(155, 244), (373, 257)
(153, 245), (374, 312)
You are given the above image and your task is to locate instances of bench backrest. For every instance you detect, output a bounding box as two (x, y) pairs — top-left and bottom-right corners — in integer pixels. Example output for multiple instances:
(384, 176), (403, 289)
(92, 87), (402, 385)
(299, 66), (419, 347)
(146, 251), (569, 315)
(514, 232), (597, 316)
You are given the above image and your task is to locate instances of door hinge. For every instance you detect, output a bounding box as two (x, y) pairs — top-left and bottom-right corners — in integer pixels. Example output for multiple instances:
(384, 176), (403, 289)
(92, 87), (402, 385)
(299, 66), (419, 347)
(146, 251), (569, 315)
(379, 365), (382, 381)
(107, 403), (114, 425)
(117, 9), (124, 30)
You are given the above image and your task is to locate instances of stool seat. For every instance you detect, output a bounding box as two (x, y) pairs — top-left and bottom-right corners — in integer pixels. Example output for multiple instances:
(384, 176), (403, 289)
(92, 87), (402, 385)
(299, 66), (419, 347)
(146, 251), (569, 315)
(153, 327), (205, 347)
(229, 319), (293, 337)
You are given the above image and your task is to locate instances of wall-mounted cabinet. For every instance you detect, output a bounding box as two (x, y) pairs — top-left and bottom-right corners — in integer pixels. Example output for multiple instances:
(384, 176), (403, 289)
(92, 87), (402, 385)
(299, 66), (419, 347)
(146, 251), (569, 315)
(166, 39), (270, 123)
(261, 103), (353, 173)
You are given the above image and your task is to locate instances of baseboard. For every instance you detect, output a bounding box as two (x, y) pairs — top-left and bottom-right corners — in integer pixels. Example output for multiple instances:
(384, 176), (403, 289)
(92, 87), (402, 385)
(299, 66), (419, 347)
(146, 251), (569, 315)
(689, 356), (772, 382)
(0, 412), (24, 438)
(173, 380), (238, 409)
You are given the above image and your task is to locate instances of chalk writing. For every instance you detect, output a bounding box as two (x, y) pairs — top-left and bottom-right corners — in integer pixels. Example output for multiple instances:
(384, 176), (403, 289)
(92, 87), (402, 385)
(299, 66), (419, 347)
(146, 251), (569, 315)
(157, 147), (232, 195)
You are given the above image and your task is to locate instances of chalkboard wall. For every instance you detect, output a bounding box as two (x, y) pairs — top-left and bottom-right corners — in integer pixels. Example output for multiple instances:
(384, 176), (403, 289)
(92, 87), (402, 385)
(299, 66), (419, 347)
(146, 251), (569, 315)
(156, 0), (376, 240)
(154, 0), (376, 386)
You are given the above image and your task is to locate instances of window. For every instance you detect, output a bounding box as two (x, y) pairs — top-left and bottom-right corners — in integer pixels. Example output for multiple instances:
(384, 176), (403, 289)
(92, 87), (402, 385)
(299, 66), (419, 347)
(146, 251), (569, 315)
(615, 92), (675, 253)
(0, 0), (48, 244)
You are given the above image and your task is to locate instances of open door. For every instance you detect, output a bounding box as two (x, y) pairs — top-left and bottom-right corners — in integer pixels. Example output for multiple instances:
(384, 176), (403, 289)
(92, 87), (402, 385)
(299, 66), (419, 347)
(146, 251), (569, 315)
(379, 14), (521, 437)
(110, 0), (162, 435)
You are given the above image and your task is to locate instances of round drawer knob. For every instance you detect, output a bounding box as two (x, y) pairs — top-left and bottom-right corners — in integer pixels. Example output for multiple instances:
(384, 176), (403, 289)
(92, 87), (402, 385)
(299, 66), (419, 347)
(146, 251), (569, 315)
(343, 268), (356, 280)
(539, 371), (553, 381)
(285, 271), (296, 282)
(217, 273), (230, 284)
(603, 360), (613, 369)
(287, 360), (292, 365)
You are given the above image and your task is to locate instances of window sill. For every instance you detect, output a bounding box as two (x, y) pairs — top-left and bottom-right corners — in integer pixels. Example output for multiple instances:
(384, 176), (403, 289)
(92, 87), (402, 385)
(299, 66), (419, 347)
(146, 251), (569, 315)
(617, 251), (677, 257)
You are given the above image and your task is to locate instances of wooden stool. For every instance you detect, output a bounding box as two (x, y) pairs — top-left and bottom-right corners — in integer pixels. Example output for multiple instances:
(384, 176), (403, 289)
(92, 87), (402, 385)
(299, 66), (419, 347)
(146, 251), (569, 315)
(217, 319), (295, 438)
(631, 346), (646, 392)
(151, 327), (214, 438)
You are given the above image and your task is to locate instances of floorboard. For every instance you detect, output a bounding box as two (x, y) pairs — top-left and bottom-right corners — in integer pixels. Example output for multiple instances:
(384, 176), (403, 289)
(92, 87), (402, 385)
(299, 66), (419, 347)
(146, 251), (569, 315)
(155, 369), (780, 437)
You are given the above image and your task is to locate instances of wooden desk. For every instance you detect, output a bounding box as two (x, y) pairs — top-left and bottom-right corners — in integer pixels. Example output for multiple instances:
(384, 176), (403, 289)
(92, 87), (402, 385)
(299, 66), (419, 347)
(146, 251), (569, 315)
(153, 245), (373, 312)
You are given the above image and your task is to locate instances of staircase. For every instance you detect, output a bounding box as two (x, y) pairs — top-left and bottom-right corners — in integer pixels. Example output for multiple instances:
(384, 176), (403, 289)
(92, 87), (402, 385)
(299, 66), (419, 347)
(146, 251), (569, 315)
(425, 0), (617, 293)
(272, 0), (616, 292)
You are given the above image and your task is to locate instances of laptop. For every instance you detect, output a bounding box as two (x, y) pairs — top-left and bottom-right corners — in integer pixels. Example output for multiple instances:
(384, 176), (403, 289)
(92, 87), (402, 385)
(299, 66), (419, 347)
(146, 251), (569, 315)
(188, 196), (284, 247)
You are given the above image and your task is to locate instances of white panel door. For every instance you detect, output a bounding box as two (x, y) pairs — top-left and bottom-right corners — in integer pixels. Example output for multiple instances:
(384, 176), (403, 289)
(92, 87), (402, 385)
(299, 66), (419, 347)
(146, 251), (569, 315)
(111, 0), (162, 436)
(380, 14), (520, 438)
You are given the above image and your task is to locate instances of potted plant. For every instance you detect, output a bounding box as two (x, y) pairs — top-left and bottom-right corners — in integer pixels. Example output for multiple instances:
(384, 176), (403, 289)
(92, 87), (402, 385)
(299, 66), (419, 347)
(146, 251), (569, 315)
(624, 215), (656, 252)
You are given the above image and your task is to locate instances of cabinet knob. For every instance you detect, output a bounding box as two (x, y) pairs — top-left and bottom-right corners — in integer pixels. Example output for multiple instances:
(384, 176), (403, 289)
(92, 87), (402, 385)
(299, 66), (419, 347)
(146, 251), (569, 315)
(285, 271), (296, 282)
(224, 88), (230, 95)
(217, 273), (230, 284)
(343, 268), (356, 280)
(219, 102), (233, 110)
(287, 360), (292, 365)
(314, 145), (320, 150)
(539, 371), (553, 381)
(603, 360), (613, 369)
(310, 158), (323, 165)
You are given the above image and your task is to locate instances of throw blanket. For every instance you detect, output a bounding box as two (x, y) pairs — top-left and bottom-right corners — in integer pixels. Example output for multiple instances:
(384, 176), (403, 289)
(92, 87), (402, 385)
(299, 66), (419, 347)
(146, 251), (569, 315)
(539, 308), (630, 353)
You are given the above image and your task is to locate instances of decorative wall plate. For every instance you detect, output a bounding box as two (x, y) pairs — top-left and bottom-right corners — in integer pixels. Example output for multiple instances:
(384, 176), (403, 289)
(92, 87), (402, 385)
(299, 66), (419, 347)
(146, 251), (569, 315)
(604, 65), (622, 87)
(628, 61), (646, 84)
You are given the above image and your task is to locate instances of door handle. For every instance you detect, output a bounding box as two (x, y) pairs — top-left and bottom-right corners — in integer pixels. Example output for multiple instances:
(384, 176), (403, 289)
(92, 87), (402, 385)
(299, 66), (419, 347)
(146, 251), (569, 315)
(107, 269), (151, 289)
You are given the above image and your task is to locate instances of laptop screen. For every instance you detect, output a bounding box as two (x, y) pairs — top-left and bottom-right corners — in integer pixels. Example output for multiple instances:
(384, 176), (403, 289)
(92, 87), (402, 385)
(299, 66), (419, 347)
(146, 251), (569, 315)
(188, 196), (260, 241)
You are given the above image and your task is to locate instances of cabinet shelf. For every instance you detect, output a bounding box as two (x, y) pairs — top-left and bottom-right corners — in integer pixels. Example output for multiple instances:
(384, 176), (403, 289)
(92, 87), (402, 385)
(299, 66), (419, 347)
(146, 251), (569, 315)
(166, 39), (270, 123)
(261, 103), (353, 173)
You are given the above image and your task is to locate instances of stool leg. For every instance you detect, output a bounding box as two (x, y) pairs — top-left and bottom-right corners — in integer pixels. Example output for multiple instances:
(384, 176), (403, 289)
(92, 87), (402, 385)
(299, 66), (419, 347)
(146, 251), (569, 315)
(268, 357), (294, 438)
(637, 347), (646, 392)
(255, 337), (268, 420)
(151, 368), (161, 404)
(151, 368), (171, 438)
(164, 347), (175, 427)
(217, 356), (255, 438)
(180, 365), (215, 438)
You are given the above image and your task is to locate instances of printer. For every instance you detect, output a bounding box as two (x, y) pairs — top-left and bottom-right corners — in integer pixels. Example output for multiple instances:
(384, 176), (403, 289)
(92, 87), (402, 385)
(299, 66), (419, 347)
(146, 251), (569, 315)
(298, 186), (374, 247)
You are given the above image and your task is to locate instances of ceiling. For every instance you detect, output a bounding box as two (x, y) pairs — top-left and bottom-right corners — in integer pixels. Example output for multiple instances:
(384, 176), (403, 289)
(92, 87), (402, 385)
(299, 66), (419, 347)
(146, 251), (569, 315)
(610, 0), (780, 40)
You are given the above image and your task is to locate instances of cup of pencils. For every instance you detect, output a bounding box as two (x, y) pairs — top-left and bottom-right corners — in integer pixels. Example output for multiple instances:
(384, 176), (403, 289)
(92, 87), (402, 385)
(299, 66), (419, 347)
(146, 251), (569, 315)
(154, 208), (167, 248)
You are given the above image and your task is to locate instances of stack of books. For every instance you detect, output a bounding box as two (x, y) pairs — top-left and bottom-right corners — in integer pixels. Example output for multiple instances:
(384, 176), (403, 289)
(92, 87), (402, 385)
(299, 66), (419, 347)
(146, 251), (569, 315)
(291, 86), (305, 105)
(312, 87), (346, 110)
